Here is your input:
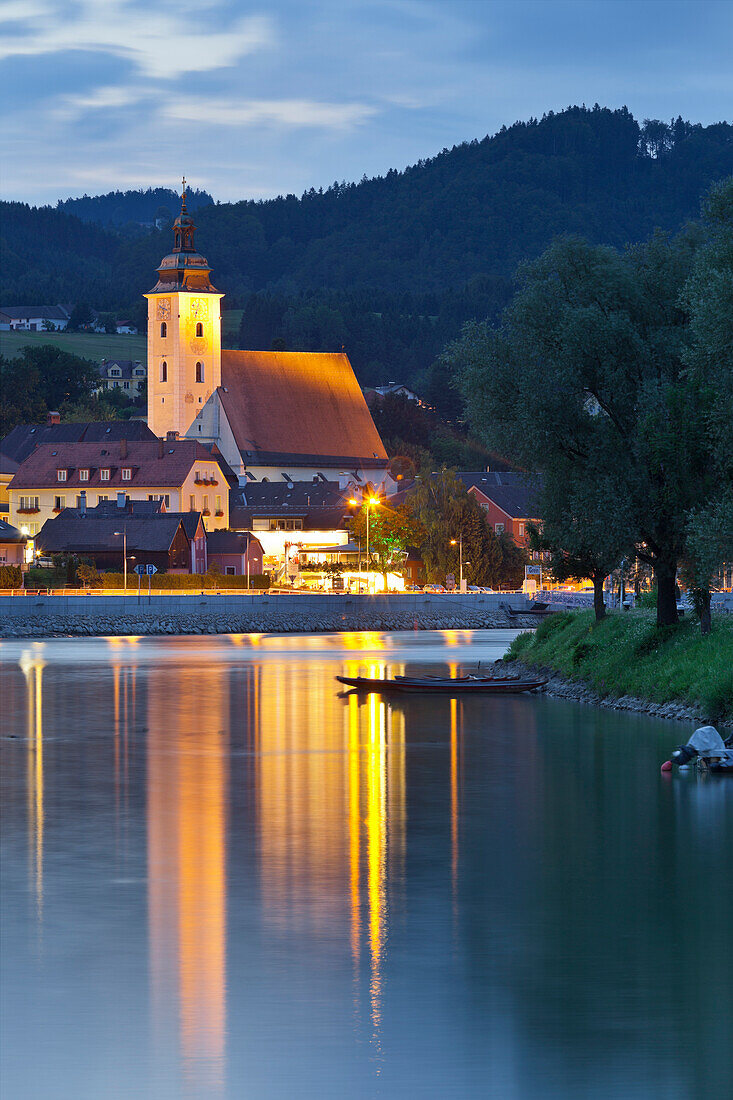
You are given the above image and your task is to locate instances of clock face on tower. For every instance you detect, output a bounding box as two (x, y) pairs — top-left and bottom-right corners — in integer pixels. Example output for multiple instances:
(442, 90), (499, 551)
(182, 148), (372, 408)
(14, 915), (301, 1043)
(190, 298), (209, 320)
(156, 297), (171, 320)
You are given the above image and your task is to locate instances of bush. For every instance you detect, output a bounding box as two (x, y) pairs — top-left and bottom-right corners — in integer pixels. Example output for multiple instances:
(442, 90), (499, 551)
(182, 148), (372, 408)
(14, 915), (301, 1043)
(637, 588), (658, 610)
(99, 571), (270, 590)
(0, 564), (22, 588)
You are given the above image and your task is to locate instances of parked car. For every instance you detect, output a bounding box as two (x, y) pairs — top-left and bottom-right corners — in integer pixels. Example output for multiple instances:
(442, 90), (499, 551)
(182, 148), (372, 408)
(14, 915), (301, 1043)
(466, 585), (482, 593)
(405, 584), (423, 592)
(424, 583), (446, 593)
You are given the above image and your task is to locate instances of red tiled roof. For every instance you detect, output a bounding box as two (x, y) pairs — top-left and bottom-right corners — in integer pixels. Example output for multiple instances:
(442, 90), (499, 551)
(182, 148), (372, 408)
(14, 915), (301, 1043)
(219, 350), (388, 466)
(8, 439), (224, 490)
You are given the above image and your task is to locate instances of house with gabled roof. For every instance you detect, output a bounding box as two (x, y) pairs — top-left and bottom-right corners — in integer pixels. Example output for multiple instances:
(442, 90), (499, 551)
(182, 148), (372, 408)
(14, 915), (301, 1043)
(456, 471), (540, 548)
(7, 436), (230, 536)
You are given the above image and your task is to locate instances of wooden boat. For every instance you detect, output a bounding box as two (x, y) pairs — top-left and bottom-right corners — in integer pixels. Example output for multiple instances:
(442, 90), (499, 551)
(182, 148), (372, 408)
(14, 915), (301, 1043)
(336, 673), (548, 694)
(504, 601), (558, 618)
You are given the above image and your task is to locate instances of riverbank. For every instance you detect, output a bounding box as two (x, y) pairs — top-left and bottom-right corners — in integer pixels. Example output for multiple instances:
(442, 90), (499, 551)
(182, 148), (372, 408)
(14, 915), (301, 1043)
(0, 591), (535, 638)
(505, 610), (733, 725)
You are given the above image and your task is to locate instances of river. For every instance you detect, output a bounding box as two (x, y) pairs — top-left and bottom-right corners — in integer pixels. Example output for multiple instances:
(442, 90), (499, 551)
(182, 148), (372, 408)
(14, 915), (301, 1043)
(1, 630), (731, 1099)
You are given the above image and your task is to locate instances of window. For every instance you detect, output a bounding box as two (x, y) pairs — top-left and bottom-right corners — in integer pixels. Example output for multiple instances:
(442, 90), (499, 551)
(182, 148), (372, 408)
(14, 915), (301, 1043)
(124, 381), (129, 390)
(189, 495), (196, 511)
(57, 468), (67, 481)
(518, 524), (525, 537)
(110, 368), (121, 377)
(54, 496), (65, 510)
(215, 495), (222, 514)
(76, 496), (84, 508)
(195, 322), (203, 338)
(195, 361), (204, 383)
(28, 523), (39, 536)
(121, 468), (131, 481)
(160, 361), (167, 383)
(495, 523), (504, 534)
(203, 495), (209, 512)
(252, 518), (270, 531)
(160, 321), (167, 338)
(225, 566), (235, 576)
(98, 494), (108, 501)
(100, 468), (110, 481)
(79, 468), (89, 482)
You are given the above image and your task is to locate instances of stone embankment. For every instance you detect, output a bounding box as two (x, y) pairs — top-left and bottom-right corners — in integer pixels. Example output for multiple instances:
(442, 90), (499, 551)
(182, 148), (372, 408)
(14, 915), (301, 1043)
(0, 592), (533, 638)
(502, 660), (728, 728)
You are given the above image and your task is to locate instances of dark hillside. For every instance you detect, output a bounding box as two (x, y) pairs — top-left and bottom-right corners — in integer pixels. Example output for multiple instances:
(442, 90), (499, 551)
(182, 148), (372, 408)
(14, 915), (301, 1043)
(2, 107), (731, 385)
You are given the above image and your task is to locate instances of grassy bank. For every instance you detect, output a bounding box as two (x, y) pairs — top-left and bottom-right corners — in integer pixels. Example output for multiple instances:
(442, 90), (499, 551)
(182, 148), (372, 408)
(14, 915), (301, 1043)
(0, 330), (146, 362)
(508, 610), (733, 721)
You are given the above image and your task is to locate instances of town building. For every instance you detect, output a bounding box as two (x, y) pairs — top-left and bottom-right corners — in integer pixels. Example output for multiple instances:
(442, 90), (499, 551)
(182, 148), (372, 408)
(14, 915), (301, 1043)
(97, 359), (147, 396)
(0, 519), (28, 572)
(37, 508), (196, 574)
(145, 182), (391, 490)
(0, 305), (69, 331)
(7, 436), (231, 535)
(456, 471), (540, 547)
(228, 480), (353, 576)
(207, 530), (264, 577)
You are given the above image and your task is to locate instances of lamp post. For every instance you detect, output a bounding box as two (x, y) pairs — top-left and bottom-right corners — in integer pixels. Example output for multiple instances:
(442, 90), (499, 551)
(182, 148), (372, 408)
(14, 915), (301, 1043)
(115, 528), (128, 591)
(366, 497), (380, 594)
(450, 534), (464, 591)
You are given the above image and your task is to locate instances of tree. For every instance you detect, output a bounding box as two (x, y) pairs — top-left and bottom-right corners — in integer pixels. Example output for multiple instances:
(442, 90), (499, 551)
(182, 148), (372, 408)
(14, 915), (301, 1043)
(403, 467), (520, 588)
(451, 231), (711, 626)
(351, 502), (422, 590)
(67, 300), (94, 331)
(681, 496), (733, 634)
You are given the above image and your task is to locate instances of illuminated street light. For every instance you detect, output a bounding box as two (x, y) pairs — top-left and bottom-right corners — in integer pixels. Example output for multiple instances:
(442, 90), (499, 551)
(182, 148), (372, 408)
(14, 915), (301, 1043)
(114, 528), (128, 591)
(450, 534), (464, 591)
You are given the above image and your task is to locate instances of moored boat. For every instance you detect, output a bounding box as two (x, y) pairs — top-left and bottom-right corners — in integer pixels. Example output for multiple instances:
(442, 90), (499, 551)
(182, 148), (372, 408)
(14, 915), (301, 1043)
(336, 673), (548, 694)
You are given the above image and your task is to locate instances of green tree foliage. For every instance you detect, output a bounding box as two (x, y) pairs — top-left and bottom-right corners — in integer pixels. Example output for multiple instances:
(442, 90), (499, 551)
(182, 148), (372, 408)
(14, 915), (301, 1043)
(0, 345), (111, 434)
(404, 468), (525, 588)
(451, 228), (724, 626)
(351, 502), (423, 589)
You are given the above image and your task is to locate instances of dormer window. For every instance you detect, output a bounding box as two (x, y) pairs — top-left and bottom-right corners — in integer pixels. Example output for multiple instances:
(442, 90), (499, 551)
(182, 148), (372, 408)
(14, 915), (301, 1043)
(100, 468), (110, 481)
(57, 468), (67, 481)
(160, 321), (167, 338)
(195, 322), (203, 338)
(195, 361), (204, 383)
(110, 368), (121, 377)
(160, 361), (167, 383)
(121, 468), (132, 481)
(79, 468), (89, 482)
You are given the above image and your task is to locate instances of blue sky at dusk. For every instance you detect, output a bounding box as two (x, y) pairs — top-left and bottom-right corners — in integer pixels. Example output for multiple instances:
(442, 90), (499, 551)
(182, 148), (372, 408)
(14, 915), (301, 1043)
(1, 0), (731, 205)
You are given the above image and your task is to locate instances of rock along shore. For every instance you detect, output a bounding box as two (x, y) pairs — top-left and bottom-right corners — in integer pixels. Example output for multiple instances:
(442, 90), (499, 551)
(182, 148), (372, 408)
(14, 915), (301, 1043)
(500, 659), (730, 729)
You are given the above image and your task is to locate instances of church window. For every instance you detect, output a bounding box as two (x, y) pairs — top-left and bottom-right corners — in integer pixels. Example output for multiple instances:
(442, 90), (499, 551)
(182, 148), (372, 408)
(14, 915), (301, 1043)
(160, 322), (167, 338)
(195, 361), (204, 383)
(195, 322), (203, 338)
(160, 361), (167, 382)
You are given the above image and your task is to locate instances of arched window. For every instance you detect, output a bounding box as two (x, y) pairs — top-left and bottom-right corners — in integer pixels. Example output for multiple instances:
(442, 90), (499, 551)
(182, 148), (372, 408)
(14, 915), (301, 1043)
(195, 361), (204, 383)
(160, 361), (167, 382)
(160, 321), (167, 338)
(195, 322), (203, 338)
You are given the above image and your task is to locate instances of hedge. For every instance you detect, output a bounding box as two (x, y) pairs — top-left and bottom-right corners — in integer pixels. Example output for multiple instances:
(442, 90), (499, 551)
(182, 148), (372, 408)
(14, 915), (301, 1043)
(99, 572), (270, 590)
(0, 565), (23, 589)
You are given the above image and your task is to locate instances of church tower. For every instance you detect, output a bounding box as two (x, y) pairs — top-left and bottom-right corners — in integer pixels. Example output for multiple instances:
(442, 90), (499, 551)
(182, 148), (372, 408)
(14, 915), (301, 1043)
(145, 179), (224, 439)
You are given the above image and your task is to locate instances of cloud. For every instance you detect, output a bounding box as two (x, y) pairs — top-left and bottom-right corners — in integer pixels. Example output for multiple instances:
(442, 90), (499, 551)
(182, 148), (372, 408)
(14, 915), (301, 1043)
(0, 0), (274, 79)
(162, 97), (377, 130)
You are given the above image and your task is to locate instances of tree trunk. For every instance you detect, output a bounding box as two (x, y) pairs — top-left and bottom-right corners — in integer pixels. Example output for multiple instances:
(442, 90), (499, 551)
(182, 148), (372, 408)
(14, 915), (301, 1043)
(699, 590), (712, 636)
(593, 574), (606, 621)
(655, 558), (679, 627)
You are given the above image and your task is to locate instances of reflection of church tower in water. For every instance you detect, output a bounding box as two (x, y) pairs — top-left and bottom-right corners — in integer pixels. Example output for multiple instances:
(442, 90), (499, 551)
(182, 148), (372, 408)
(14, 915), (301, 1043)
(146, 662), (229, 1093)
(145, 179), (224, 440)
(255, 654), (406, 1037)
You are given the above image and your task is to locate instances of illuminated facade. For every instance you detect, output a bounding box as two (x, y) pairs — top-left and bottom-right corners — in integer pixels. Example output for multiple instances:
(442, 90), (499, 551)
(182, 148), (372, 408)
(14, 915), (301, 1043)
(145, 180), (224, 441)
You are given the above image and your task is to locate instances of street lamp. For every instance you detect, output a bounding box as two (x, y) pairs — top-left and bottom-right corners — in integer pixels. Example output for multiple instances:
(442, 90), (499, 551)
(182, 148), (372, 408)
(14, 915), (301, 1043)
(450, 535), (464, 591)
(114, 528), (128, 591)
(365, 497), (380, 594)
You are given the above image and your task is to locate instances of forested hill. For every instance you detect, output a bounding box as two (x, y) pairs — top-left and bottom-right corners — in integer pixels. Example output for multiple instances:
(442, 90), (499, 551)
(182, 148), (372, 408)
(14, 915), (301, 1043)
(2, 107), (731, 394)
(56, 186), (213, 229)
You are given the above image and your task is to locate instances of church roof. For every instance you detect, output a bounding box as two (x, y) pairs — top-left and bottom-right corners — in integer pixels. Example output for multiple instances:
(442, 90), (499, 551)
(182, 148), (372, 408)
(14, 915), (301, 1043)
(219, 350), (388, 468)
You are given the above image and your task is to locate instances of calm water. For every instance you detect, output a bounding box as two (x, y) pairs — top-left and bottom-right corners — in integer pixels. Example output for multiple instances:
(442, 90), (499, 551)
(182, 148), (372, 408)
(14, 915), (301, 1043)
(1, 630), (731, 1100)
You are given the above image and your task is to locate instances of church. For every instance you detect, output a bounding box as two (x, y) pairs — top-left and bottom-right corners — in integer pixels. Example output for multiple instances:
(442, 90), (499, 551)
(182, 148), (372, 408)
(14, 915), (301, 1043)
(146, 183), (391, 491)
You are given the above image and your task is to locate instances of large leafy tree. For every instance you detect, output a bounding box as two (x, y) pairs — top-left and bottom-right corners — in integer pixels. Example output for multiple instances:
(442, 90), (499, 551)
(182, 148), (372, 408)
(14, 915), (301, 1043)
(0, 345), (108, 435)
(678, 177), (733, 632)
(351, 502), (423, 590)
(450, 230), (717, 626)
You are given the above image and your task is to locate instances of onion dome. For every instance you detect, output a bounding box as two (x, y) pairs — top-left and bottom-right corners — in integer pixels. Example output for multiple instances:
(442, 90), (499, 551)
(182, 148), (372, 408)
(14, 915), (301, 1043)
(148, 177), (219, 293)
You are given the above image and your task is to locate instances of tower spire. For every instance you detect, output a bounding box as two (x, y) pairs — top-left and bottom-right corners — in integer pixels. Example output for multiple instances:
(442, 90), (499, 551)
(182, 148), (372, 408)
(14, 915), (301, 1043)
(181, 175), (187, 213)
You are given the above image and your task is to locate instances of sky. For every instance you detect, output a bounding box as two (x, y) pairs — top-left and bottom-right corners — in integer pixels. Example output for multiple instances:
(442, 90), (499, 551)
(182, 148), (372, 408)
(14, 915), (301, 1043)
(1, 0), (731, 207)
